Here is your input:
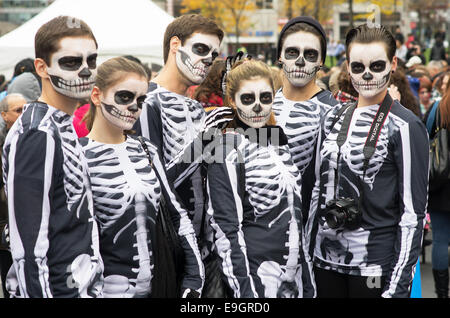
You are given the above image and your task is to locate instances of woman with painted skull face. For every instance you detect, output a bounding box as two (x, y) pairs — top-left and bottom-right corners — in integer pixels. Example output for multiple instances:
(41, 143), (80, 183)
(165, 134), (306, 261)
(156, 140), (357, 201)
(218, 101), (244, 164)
(80, 57), (204, 298)
(273, 17), (339, 225)
(207, 60), (315, 298)
(305, 24), (429, 298)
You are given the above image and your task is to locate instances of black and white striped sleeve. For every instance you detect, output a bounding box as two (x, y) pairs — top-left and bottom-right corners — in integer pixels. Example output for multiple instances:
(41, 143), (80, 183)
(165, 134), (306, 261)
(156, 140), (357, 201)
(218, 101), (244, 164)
(382, 119), (429, 298)
(207, 135), (259, 298)
(4, 128), (58, 297)
(150, 145), (205, 294)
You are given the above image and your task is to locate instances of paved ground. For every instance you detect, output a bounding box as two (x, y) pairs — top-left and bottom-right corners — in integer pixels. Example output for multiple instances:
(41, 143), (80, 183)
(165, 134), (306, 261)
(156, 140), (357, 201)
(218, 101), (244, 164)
(0, 231), (447, 298)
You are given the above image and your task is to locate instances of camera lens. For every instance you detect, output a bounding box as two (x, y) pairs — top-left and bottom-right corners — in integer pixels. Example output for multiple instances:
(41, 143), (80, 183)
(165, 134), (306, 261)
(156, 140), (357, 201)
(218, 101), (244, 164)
(325, 209), (346, 229)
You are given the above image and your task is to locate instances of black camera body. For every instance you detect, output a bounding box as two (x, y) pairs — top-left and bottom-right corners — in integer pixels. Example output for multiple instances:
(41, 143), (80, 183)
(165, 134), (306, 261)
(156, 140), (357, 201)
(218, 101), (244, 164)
(324, 198), (362, 230)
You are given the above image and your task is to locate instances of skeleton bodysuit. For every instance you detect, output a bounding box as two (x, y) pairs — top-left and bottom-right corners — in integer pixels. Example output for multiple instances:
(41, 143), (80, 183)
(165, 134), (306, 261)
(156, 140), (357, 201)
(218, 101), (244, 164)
(134, 82), (206, 234)
(79, 136), (203, 297)
(272, 89), (338, 219)
(207, 122), (315, 298)
(2, 102), (103, 297)
(305, 101), (429, 297)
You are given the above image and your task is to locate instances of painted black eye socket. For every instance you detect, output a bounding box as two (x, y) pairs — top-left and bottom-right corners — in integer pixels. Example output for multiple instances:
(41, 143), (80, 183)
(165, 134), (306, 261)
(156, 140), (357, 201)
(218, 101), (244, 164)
(304, 49), (319, 62)
(114, 90), (135, 105)
(192, 43), (211, 57)
(136, 95), (146, 109)
(240, 93), (256, 105)
(58, 56), (82, 71)
(369, 60), (387, 73)
(87, 54), (98, 69)
(260, 92), (273, 104)
(284, 47), (300, 60)
(350, 62), (365, 74)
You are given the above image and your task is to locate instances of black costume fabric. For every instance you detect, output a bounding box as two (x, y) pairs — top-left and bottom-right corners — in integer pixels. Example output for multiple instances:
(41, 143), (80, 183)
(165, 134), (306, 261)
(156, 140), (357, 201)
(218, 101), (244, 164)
(2, 101), (103, 297)
(79, 136), (204, 297)
(305, 100), (429, 297)
(207, 120), (315, 298)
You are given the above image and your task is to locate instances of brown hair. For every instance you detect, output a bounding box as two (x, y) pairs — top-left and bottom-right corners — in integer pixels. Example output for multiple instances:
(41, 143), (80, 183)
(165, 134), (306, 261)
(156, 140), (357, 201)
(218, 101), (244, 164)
(279, 22), (326, 64)
(345, 24), (396, 62)
(225, 60), (277, 127)
(163, 14), (224, 63)
(439, 78), (450, 128)
(433, 71), (450, 95)
(389, 67), (421, 117)
(192, 58), (226, 103)
(83, 57), (149, 132)
(35, 16), (98, 65)
(337, 62), (359, 98)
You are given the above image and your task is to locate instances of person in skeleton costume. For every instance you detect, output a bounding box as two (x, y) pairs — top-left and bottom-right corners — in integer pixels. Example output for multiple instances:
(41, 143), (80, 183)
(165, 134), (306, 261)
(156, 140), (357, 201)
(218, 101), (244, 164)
(133, 15), (232, 254)
(305, 24), (429, 298)
(80, 57), (204, 298)
(207, 60), (315, 298)
(274, 17), (339, 223)
(2, 16), (103, 297)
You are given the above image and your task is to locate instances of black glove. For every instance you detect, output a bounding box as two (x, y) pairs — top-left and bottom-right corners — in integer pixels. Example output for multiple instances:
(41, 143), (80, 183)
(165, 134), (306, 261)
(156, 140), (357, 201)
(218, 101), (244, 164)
(221, 51), (252, 96)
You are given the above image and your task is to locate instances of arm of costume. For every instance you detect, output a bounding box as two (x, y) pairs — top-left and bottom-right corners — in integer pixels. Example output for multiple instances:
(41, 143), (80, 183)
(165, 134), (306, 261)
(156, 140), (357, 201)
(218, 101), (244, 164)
(207, 135), (259, 298)
(134, 98), (164, 160)
(4, 129), (58, 297)
(165, 107), (233, 187)
(381, 119), (429, 298)
(150, 147), (204, 295)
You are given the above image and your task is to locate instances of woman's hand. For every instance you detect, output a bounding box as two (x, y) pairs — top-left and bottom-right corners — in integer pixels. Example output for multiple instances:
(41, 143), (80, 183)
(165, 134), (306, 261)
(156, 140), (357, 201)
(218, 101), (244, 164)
(388, 84), (401, 101)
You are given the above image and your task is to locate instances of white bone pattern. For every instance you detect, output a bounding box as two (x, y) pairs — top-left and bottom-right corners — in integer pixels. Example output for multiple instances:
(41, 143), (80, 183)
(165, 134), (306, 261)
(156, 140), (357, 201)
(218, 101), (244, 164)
(82, 137), (160, 297)
(237, 136), (304, 296)
(273, 92), (335, 175)
(321, 106), (391, 190)
(156, 89), (205, 165)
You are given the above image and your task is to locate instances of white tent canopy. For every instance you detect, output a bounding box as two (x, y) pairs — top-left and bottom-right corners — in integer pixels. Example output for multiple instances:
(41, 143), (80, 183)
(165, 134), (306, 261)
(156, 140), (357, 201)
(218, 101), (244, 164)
(0, 0), (173, 78)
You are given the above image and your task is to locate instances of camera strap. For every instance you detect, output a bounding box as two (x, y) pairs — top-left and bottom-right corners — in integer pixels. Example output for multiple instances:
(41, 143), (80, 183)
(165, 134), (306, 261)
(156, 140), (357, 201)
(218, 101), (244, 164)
(333, 93), (394, 202)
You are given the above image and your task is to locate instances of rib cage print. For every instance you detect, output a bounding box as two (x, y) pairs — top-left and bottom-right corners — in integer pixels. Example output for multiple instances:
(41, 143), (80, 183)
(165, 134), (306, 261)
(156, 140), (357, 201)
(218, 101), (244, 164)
(242, 141), (302, 219)
(81, 137), (161, 297)
(273, 90), (336, 175)
(321, 105), (390, 190)
(155, 88), (205, 165)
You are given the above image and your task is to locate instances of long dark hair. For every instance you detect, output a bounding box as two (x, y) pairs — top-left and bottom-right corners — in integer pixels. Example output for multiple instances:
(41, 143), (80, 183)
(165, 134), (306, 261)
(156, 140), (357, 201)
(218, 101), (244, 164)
(439, 77), (450, 128)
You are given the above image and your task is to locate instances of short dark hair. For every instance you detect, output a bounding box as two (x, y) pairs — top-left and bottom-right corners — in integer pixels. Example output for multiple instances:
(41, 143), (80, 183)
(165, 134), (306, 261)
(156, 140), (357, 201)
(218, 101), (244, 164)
(35, 16), (98, 65)
(163, 14), (224, 63)
(278, 22), (326, 63)
(345, 24), (396, 62)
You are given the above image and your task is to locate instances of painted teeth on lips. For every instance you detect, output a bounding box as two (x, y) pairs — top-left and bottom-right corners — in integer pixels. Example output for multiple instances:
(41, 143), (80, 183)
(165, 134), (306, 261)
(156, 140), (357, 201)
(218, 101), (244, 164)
(111, 108), (136, 122)
(241, 112), (269, 122)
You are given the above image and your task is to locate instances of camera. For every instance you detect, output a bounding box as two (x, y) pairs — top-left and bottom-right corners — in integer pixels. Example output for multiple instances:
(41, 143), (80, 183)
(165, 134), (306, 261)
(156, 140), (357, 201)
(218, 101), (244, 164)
(324, 198), (362, 230)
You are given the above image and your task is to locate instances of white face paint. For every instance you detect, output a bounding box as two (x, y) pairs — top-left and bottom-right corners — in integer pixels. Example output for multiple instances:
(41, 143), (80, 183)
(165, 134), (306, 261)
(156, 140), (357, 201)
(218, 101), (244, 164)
(349, 42), (392, 98)
(175, 33), (220, 84)
(100, 75), (148, 131)
(234, 78), (273, 128)
(47, 37), (98, 100)
(280, 31), (322, 87)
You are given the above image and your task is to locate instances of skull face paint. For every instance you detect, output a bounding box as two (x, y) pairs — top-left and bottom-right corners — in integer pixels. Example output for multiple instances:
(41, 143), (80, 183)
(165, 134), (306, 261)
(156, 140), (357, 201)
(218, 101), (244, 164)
(234, 78), (273, 128)
(175, 33), (220, 85)
(348, 42), (392, 98)
(47, 37), (98, 100)
(280, 32), (322, 87)
(100, 76), (148, 131)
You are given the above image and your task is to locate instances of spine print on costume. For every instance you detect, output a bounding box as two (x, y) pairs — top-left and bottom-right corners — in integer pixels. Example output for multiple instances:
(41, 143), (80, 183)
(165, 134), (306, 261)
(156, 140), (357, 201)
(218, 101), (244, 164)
(3, 102), (103, 297)
(81, 137), (159, 297)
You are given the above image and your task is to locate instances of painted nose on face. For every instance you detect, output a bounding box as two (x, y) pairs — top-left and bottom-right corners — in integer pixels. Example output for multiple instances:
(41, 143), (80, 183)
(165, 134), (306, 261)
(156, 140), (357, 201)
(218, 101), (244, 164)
(252, 103), (262, 113)
(362, 72), (374, 81)
(295, 56), (305, 67)
(202, 57), (213, 67)
(78, 67), (92, 78)
(128, 104), (139, 112)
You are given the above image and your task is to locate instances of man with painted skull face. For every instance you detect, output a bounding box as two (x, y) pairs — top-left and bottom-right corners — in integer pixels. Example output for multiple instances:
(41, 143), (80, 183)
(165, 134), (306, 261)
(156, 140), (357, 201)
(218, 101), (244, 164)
(133, 15), (232, 266)
(2, 16), (103, 297)
(305, 24), (429, 298)
(273, 17), (339, 225)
